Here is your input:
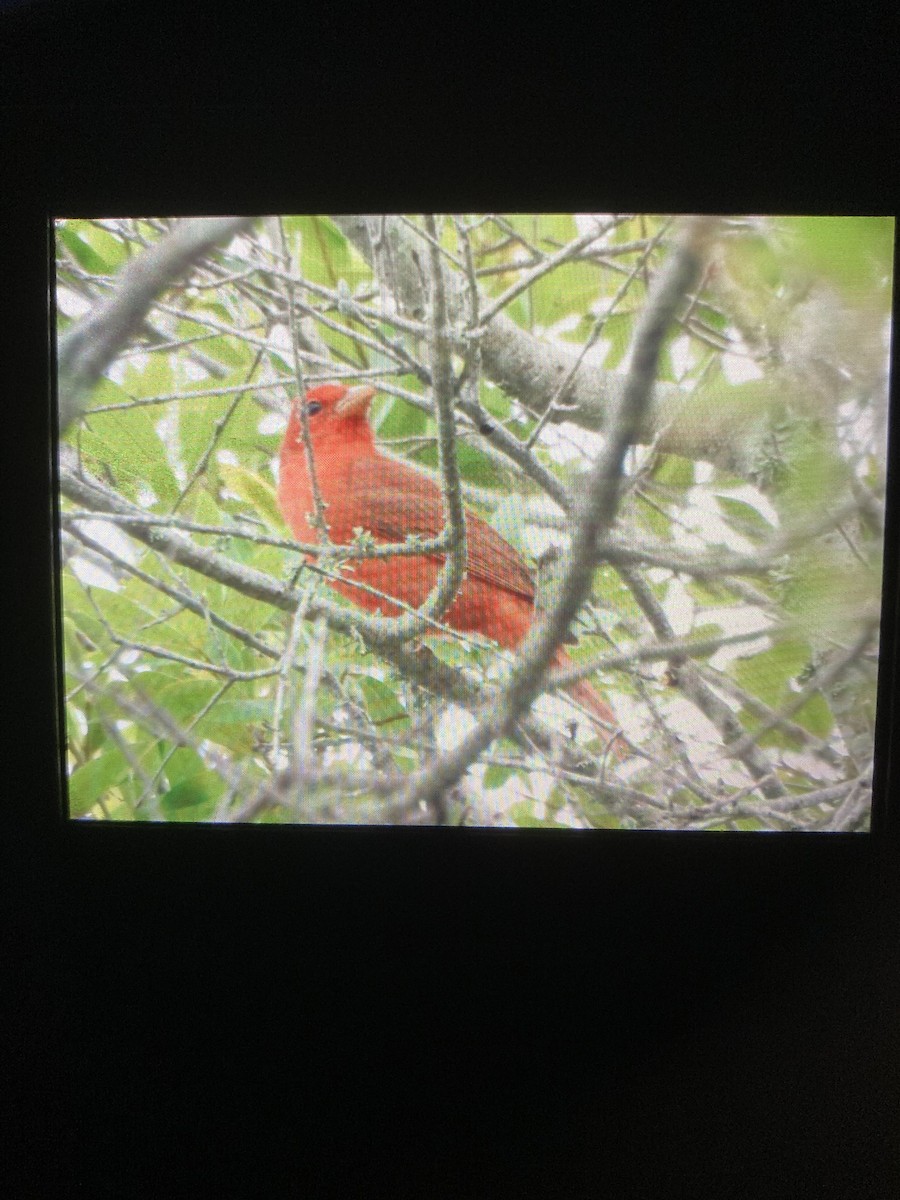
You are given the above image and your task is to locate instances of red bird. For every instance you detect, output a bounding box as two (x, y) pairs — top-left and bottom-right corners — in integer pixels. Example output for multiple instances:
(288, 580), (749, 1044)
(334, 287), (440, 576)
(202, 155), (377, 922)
(278, 383), (623, 755)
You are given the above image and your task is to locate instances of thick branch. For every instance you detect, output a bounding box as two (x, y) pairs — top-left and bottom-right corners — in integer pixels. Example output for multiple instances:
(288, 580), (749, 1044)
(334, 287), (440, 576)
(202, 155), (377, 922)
(413, 214), (469, 625)
(57, 217), (256, 431)
(59, 453), (471, 649)
(399, 217), (715, 809)
(330, 214), (789, 481)
(62, 451), (660, 808)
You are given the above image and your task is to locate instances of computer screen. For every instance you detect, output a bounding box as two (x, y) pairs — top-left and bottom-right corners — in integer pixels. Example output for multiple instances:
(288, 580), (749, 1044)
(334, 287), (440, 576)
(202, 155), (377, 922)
(54, 213), (894, 829)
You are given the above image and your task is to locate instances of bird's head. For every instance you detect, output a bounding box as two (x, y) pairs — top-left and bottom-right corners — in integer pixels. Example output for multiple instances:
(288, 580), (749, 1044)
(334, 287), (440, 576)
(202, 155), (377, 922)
(284, 383), (377, 449)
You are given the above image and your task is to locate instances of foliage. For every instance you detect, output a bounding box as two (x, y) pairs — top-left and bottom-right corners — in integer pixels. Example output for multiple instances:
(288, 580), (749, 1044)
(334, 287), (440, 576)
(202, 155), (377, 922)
(56, 214), (892, 828)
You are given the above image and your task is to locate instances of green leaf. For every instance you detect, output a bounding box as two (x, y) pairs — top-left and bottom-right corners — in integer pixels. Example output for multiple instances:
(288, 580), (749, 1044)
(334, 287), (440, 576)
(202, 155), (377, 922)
(90, 590), (155, 635)
(716, 495), (776, 537)
(209, 334), (254, 371)
(422, 635), (477, 667)
(68, 749), (130, 816)
(597, 310), (634, 370)
(791, 216), (895, 297)
(530, 261), (602, 327)
(57, 226), (110, 275)
(138, 674), (220, 726)
(84, 224), (128, 271)
(163, 746), (206, 786)
(781, 547), (877, 639)
(203, 698), (271, 754)
(455, 442), (502, 490)
(653, 454), (695, 490)
(173, 307), (254, 369)
(210, 698), (272, 725)
(590, 565), (639, 621)
(536, 214), (579, 246)
(57, 222), (126, 274)
(687, 578), (734, 607)
(690, 621), (727, 647)
(639, 494), (672, 540)
(721, 232), (783, 295)
(177, 381), (240, 474)
(216, 390), (282, 458)
(80, 380), (178, 506)
(390, 748), (417, 774)
(62, 615), (89, 669)
(290, 215), (369, 291)
(776, 433), (848, 524)
(792, 692), (834, 738)
(502, 214), (541, 244)
(62, 589), (108, 653)
(480, 383), (512, 422)
(497, 294), (530, 330)
(411, 437), (499, 490)
(582, 801), (622, 829)
(160, 769), (224, 820)
(219, 463), (287, 531)
(489, 495), (534, 557)
(733, 639), (810, 708)
(100, 576), (218, 659)
(121, 349), (173, 402)
(507, 800), (564, 829)
(357, 676), (408, 725)
(483, 764), (515, 790)
(374, 395), (428, 441)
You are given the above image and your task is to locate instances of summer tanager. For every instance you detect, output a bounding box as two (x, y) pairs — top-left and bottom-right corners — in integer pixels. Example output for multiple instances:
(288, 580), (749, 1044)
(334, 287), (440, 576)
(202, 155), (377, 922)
(278, 383), (623, 754)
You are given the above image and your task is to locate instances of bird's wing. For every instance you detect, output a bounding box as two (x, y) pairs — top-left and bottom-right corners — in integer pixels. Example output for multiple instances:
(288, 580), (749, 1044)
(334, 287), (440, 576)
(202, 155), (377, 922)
(333, 454), (536, 603)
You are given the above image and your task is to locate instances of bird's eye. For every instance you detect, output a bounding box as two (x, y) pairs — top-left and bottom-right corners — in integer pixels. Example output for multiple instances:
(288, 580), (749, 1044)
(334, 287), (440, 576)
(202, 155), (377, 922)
(306, 401), (323, 416)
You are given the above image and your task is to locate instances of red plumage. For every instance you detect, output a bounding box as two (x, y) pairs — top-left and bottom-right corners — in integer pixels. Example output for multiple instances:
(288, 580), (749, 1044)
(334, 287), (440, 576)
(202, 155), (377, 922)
(278, 383), (623, 757)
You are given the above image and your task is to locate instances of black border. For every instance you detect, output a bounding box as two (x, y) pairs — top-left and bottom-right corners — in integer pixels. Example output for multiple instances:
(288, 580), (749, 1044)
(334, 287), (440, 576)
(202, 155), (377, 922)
(4, 4), (899, 1195)
(47, 214), (899, 839)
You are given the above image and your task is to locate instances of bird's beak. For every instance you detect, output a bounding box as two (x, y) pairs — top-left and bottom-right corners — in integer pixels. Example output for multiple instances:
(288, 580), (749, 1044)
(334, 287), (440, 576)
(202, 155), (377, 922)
(336, 384), (376, 416)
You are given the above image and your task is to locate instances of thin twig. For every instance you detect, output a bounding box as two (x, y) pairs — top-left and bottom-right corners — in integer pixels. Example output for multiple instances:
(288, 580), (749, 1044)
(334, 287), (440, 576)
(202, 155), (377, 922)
(618, 563), (787, 801)
(524, 219), (671, 449)
(272, 595), (314, 769)
(725, 619), (879, 760)
(58, 216), (256, 431)
(398, 217), (717, 810)
(291, 616), (330, 811)
(278, 217), (330, 539)
(476, 221), (617, 328)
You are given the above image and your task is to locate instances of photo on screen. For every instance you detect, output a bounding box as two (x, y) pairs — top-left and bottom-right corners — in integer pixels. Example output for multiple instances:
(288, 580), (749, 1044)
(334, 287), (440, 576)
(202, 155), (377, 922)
(54, 214), (894, 828)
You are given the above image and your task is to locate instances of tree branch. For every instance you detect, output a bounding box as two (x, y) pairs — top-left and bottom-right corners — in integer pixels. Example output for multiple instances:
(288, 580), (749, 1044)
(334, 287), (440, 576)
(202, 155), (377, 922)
(397, 217), (716, 809)
(57, 217), (257, 431)
(330, 213), (795, 483)
(414, 214), (469, 625)
(618, 564), (787, 801)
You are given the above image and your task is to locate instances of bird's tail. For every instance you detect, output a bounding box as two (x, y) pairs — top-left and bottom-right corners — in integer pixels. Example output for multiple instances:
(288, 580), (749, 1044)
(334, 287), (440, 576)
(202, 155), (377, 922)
(552, 649), (628, 761)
